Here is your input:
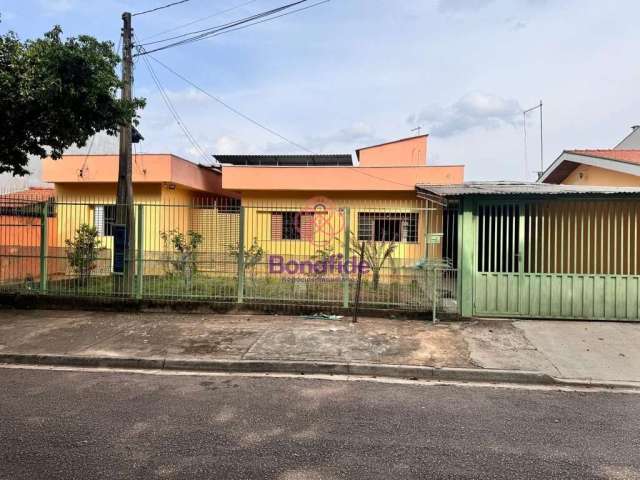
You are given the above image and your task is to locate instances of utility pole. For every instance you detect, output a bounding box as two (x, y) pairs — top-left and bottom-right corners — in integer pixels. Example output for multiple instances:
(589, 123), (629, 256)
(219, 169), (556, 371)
(115, 11), (135, 294)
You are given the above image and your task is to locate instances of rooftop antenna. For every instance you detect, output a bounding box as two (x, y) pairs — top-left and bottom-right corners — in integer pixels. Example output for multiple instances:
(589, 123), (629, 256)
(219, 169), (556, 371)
(411, 126), (422, 136)
(523, 100), (544, 180)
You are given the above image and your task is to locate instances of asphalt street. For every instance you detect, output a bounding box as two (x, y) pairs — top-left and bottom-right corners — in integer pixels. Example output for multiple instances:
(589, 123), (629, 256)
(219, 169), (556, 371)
(0, 367), (638, 479)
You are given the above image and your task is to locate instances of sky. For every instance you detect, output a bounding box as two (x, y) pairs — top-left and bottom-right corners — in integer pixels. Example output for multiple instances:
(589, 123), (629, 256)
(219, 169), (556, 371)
(1, 0), (639, 188)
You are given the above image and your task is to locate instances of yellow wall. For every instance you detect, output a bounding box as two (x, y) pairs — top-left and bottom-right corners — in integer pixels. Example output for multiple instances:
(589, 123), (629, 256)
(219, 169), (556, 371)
(52, 184), (446, 279)
(563, 164), (640, 187)
(240, 191), (444, 277)
(53, 183), (209, 275)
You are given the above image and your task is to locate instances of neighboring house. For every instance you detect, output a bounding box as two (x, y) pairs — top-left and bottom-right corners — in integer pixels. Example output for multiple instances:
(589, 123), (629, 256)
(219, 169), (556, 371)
(0, 187), (57, 282)
(539, 126), (640, 186)
(218, 135), (465, 269)
(41, 154), (238, 270)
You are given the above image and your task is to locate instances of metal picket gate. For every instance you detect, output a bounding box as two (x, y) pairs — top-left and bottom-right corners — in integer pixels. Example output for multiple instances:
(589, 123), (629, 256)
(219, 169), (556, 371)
(472, 198), (640, 320)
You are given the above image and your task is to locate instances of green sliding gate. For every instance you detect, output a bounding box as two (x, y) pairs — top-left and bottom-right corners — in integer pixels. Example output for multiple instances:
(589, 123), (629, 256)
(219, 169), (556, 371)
(468, 197), (640, 321)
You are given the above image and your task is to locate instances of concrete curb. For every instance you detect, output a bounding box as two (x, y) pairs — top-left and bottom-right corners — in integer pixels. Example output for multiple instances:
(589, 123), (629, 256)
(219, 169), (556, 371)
(0, 353), (636, 389)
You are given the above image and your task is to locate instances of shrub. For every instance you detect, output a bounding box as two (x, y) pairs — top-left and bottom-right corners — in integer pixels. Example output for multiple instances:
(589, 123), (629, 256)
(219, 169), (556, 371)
(160, 230), (203, 288)
(65, 224), (104, 284)
(227, 237), (264, 282)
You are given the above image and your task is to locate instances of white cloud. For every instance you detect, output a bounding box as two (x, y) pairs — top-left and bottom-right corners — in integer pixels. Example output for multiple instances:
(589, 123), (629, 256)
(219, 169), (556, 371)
(437, 0), (494, 14)
(408, 92), (522, 138)
(212, 135), (255, 155)
(305, 122), (378, 152)
(39, 0), (74, 13)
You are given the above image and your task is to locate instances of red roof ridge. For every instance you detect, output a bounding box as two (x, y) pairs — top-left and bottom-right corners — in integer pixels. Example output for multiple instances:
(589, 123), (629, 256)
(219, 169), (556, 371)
(566, 149), (640, 166)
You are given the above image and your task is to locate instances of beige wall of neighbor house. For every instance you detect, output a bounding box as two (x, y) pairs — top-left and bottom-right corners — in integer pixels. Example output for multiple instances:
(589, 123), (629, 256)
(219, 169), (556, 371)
(562, 164), (640, 187)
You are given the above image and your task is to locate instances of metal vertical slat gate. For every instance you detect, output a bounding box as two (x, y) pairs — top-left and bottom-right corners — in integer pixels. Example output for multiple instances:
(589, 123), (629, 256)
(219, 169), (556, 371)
(472, 197), (640, 321)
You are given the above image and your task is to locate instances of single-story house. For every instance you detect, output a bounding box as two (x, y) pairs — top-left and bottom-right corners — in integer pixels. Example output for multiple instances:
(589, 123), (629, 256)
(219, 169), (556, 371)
(539, 126), (640, 186)
(218, 135), (465, 270)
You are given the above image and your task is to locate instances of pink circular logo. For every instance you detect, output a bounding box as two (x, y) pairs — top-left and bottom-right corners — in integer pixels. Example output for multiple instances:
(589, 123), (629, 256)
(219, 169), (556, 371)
(297, 195), (344, 245)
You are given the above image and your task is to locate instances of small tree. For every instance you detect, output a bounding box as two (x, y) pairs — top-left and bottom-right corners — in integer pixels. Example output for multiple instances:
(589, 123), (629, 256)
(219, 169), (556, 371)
(227, 237), (264, 283)
(351, 235), (397, 291)
(160, 230), (203, 288)
(65, 224), (103, 284)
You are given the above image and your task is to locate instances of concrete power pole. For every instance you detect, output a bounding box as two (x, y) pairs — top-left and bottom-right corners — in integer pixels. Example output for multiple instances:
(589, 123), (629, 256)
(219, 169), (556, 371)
(115, 11), (135, 294)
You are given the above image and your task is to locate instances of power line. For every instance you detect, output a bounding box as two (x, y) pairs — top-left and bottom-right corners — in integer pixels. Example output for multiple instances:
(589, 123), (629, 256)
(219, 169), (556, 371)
(132, 0), (190, 17)
(137, 44), (213, 166)
(144, 50), (315, 154)
(79, 135), (96, 178)
(135, 0), (330, 56)
(140, 51), (422, 189)
(140, 51), (416, 189)
(141, 0), (260, 41)
(139, 0), (306, 47)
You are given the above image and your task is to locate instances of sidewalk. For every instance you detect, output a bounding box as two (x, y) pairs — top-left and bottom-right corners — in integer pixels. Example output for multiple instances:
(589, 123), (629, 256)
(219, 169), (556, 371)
(0, 309), (639, 386)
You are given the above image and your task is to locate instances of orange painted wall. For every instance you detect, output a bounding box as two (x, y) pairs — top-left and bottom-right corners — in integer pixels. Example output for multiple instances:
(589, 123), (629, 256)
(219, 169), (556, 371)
(0, 216), (59, 282)
(562, 164), (640, 187)
(222, 165), (463, 192)
(43, 154), (227, 194)
(357, 135), (428, 167)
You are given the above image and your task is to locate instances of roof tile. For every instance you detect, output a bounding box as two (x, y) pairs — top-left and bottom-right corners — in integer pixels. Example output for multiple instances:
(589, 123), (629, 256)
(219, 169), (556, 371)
(568, 149), (640, 165)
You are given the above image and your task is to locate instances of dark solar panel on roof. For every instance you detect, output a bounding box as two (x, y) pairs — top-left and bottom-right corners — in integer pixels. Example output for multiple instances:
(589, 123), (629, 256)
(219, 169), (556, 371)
(214, 154), (353, 166)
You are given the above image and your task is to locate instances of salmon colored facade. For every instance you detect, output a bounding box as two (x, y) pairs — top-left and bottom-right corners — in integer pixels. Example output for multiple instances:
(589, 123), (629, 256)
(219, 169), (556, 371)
(35, 136), (463, 278)
(42, 154), (236, 273)
(356, 134), (428, 166)
(221, 136), (464, 268)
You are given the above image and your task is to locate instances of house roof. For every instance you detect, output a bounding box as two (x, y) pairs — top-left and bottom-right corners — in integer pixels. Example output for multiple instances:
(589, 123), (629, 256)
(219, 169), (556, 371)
(568, 149), (640, 165)
(355, 134), (428, 154)
(213, 154), (354, 166)
(539, 150), (640, 184)
(0, 187), (55, 207)
(42, 154), (230, 195)
(416, 181), (640, 197)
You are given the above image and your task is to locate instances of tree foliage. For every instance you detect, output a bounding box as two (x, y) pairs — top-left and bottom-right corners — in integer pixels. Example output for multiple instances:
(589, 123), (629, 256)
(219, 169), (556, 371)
(351, 236), (397, 291)
(0, 23), (145, 175)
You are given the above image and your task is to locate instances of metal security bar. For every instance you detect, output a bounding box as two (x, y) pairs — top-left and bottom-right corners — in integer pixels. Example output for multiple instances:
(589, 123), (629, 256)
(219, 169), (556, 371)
(0, 192), (457, 314)
(474, 198), (640, 320)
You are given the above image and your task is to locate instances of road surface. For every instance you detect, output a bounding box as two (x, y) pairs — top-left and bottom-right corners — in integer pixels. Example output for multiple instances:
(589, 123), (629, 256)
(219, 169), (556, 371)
(0, 367), (638, 479)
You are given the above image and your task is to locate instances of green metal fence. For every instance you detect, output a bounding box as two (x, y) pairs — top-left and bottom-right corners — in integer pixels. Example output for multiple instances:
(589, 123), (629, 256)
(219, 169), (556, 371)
(472, 198), (640, 320)
(0, 193), (457, 314)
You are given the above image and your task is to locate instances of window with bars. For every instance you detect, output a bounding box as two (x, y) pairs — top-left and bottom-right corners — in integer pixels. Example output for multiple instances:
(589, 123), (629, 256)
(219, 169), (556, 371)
(94, 205), (117, 236)
(271, 212), (314, 240)
(357, 212), (418, 243)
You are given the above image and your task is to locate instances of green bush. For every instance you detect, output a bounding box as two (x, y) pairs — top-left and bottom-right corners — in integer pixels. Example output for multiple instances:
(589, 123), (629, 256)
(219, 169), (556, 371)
(65, 224), (104, 284)
(160, 230), (203, 288)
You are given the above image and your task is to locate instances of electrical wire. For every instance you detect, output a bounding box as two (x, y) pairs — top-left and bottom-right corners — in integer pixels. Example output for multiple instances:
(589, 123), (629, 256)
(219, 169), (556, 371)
(135, 0), (330, 56)
(79, 135), (96, 178)
(136, 43), (213, 166)
(132, 0), (190, 17)
(139, 0), (306, 47)
(141, 0), (259, 41)
(144, 50), (315, 154)
(141, 50), (417, 187)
